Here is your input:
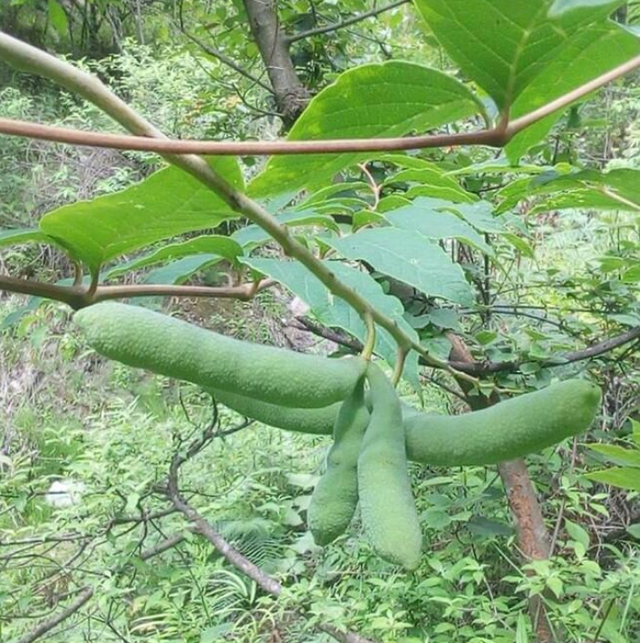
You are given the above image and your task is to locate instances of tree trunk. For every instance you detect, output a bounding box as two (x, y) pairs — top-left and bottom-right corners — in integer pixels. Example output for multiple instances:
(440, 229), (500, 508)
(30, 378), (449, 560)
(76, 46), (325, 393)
(447, 334), (556, 642)
(242, 0), (310, 125)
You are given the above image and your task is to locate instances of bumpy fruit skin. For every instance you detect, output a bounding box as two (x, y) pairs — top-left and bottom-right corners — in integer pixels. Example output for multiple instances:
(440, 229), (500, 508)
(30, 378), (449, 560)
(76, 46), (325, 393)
(404, 380), (601, 466)
(358, 364), (422, 571)
(74, 303), (366, 409)
(212, 389), (340, 435)
(214, 390), (421, 436)
(308, 378), (369, 545)
(216, 380), (600, 466)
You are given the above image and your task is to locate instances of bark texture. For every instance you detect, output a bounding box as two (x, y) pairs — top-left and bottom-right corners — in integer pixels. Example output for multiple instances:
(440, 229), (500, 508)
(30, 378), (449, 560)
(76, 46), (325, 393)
(448, 334), (556, 642)
(243, 0), (310, 125)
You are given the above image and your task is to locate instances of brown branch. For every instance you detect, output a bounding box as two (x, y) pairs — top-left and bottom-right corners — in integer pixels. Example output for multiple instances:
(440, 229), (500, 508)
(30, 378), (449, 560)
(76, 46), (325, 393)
(447, 335), (555, 643)
(160, 400), (376, 643)
(92, 278), (277, 304)
(0, 274), (85, 308)
(0, 52), (638, 156)
(139, 532), (189, 561)
(0, 30), (446, 377)
(14, 586), (94, 643)
(168, 492), (376, 643)
(179, 25), (274, 93)
(449, 326), (640, 375)
(242, 0), (311, 124)
(286, 0), (410, 44)
(0, 274), (276, 309)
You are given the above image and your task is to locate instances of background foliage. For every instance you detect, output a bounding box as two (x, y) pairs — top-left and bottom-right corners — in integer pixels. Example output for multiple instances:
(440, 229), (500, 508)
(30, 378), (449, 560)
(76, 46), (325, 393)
(1, 2), (640, 642)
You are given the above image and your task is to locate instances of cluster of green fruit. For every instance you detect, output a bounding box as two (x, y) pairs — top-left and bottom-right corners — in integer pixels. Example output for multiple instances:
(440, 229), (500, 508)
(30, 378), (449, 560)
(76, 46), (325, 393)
(75, 303), (602, 570)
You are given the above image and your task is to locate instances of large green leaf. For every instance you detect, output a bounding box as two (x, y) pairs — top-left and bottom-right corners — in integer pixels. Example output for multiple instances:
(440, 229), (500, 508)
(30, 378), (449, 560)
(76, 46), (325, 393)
(327, 228), (473, 305)
(243, 258), (420, 386)
(587, 467), (640, 491)
(249, 61), (483, 198)
(589, 444), (640, 467)
(385, 168), (478, 203)
(399, 197), (508, 234)
(500, 168), (640, 213)
(39, 158), (243, 274)
(143, 255), (222, 285)
(384, 198), (493, 255)
(415, 0), (628, 110)
(506, 23), (640, 161)
(0, 228), (49, 249)
(549, 0), (626, 19)
(232, 209), (340, 249)
(104, 236), (243, 281)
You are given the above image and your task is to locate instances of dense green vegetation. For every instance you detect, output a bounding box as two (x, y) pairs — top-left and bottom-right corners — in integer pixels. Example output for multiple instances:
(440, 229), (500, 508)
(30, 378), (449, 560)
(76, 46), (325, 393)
(1, 2), (640, 642)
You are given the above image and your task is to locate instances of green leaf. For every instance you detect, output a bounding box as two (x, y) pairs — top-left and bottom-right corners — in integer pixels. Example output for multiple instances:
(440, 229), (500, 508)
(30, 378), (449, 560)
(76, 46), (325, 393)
(506, 23), (640, 161)
(298, 182), (371, 208)
(415, 0), (630, 110)
(105, 236), (243, 280)
(516, 612), (530, 643)
(503, 233), (535, 258)
(626, 523), (640, 539)
(556, 168), (640, 206)
(548, 0), (626, 19)
(586, 467), (640, 491)
(443, 201), (507, 234)
(232, 209), (340, 248)
(467, 516), (513, 538)
(384, 167), (477, 203)
(384, 197), (494, 255)
(200, 624), (231, 642)
(565, 519), (590, 548)
(48, 0), (69, 34)
(589, 444), (640, 467)
(40, 158), (243, 274)
(143, 255), (222, 285)
(422, 508), (452, 530)
(449, 158), (552, 176)
(519, 168), (640, 213)
(249, 61), (483, 197)
(327, 228), (473, 305)
(0, 228), (49, 249)
(242, 258), (420, 387)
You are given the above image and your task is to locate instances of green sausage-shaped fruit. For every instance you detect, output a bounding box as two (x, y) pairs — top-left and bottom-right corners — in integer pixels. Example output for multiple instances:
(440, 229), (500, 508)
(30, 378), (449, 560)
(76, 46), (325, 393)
(404, 379), (601, 466)
(214, 380), (600, 466)
(358, 364), (422, 570)
(308, 378), (369, 545)
(74, 303), (366, 409)
(213, 389), (341, 435)
(212, 390), (421, 435)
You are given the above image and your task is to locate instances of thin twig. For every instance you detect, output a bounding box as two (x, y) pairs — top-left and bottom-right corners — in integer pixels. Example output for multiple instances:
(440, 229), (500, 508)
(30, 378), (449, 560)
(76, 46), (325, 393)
(14, 586), (94, 643)
(449, 326), (640, 375)
(180, 26), (274, 93)
(286, 0), (410, 44)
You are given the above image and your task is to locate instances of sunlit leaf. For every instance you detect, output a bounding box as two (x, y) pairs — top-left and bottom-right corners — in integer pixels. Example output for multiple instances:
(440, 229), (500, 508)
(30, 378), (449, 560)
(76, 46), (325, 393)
(249, 61), (483, 197)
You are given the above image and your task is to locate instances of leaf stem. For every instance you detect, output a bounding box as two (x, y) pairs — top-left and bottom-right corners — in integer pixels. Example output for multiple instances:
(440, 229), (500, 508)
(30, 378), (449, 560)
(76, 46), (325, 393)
(362, 312), (376, 360)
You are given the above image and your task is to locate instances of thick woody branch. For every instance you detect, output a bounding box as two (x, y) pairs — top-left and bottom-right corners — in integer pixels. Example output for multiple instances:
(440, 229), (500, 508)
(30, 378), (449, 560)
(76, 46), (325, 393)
(286, 0), (410, 44)
(0, 51), (638, 156)
(447, 335), (555, 642)
(14, 586), (94, 643)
